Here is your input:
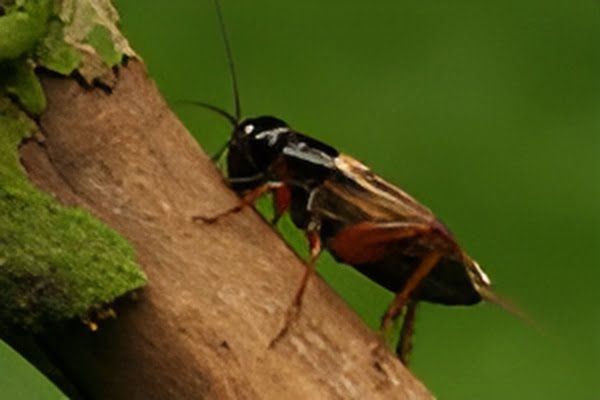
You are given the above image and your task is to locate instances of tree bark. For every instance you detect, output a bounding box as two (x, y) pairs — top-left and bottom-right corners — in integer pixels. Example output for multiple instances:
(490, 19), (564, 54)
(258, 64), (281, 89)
(19, 60), (432, 399)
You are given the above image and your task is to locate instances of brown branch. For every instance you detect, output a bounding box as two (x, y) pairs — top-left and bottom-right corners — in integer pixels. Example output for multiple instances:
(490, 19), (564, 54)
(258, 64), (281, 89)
(19, 60), (433, 399)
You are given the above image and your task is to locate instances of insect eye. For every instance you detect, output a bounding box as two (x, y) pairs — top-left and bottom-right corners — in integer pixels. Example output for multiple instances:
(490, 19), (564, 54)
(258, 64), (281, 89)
(244, 124), (255, 135)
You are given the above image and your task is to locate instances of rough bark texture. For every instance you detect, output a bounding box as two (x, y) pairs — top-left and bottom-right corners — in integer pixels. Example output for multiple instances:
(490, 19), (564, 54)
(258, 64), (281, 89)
(19, 60), (433, 399)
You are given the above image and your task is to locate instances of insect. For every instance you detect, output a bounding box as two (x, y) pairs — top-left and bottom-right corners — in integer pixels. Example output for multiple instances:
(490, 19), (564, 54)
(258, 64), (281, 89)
(190, 0), (514, 364)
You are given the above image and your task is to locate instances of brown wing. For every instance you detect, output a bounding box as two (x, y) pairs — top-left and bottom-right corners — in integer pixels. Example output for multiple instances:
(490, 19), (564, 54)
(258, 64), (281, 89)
(307, 154), (438, 227)
(307, 155), (492, 306)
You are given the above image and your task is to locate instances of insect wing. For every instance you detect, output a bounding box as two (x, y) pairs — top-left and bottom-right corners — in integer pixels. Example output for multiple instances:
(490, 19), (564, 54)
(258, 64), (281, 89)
(308, 154), (437, 227)
(307, 154), (489, 305)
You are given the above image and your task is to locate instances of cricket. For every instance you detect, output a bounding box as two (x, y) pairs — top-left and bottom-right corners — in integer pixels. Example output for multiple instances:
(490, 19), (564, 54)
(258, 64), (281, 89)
(191, 0), (516, 364)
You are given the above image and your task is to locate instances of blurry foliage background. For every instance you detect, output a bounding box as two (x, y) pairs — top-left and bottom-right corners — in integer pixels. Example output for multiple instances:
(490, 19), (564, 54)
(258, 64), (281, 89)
(0, 340), (65, 399)
(113, 0), (599, 399)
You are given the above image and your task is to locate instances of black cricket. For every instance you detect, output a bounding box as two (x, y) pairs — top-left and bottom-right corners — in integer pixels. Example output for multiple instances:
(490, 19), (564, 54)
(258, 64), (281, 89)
(189, 0), (516, 364)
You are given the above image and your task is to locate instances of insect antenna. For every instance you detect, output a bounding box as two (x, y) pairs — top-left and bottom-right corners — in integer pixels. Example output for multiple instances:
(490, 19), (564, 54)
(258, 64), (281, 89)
(214, 0), (242, 123)
(179, 0), (242, 162)
(178, 100), (237, 127)
(176, 99), (234, 162)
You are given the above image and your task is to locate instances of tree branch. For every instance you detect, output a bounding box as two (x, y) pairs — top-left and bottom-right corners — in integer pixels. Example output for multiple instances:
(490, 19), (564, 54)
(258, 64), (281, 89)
(19, 60), (432, 399)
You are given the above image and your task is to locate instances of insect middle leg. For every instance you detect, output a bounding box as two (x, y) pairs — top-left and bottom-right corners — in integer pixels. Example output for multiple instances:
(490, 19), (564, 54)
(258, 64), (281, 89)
(192, 181), (284, 223)
(292, 223), (322, 308)
(270, 220), (322, 346)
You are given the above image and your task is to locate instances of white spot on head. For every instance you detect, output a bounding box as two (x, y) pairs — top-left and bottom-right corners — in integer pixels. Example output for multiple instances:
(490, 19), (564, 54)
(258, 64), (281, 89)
(244, 124), (255, 135)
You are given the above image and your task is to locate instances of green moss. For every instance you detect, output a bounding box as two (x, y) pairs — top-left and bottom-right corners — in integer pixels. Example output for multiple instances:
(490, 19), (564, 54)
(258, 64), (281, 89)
(0, 0), (138, 116)
(87, 24), (121, 66)
(44, 0), (136, 81)
(0, 101), (146, 331)
(0, 0), (51, 61)
(0, 0), (145, 331)
(35, 18), (81, 75)
(0, 58), (46, 114)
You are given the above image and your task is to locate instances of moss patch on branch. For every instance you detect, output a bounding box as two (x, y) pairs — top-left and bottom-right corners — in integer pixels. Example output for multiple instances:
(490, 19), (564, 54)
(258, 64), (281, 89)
(0, 0), (136, 115)
(0, 100), (146, 331)
(0, 0), (145, 332)
(0, 0), (52, 61)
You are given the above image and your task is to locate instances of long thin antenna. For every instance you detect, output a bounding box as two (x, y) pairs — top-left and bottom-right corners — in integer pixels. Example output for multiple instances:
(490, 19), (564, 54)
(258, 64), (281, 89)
(214, 0), (241, 122)
(178, 100), (237, 127)
(176, 100), (234, 161)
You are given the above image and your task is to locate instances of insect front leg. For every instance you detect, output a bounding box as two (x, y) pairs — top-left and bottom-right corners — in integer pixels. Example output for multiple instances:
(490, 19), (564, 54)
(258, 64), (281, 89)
(192, 181), (284, 223)
(270, 218), (322, 346)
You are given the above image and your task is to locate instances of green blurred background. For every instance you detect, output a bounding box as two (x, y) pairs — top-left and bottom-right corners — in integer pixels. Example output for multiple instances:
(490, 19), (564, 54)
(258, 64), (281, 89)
(112, 0), (599, 399)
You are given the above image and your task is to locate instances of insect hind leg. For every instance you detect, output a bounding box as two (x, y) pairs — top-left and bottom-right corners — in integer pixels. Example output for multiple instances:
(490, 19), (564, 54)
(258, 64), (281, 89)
(381, 252), (442, 334)
(397, 300), (418, 365)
